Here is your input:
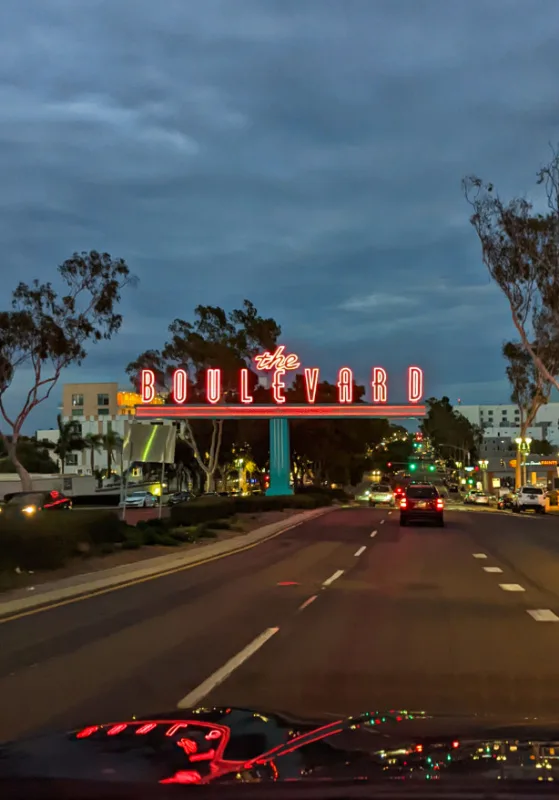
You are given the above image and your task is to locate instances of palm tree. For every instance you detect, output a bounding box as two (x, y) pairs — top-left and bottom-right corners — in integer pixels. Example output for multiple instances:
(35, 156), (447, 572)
(83, 433), (103, 475)
(102, 428), (123, 479)
(54, 415), (85, 472)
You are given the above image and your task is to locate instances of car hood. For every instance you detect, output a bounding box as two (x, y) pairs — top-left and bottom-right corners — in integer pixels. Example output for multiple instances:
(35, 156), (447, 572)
(2, 708), (559, 789)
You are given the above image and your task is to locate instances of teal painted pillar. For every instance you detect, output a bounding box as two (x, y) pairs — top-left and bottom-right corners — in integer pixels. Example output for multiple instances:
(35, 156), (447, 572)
(267, 417), (293, 496)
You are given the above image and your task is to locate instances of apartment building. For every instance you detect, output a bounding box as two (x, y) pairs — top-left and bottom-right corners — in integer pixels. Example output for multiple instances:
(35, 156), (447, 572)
(457, 402), (559, 445)
(36, 382), (155, 476)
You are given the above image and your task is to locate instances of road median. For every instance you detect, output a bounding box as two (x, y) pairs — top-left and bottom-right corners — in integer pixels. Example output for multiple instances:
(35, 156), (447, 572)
(0, 505), (333, 619)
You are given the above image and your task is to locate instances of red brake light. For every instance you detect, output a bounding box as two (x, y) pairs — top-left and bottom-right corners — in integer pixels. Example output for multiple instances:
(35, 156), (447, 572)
(436, 498), (444, 509)
(400, 498), (407, 509)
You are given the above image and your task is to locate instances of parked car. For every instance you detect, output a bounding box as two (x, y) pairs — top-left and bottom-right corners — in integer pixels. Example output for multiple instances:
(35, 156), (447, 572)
(1, 490), (72, 517)
(464, 491), (490, 506)
(120, 491), (157, 508)
(368, 484), (395, 507)
(400, 484), (444, 527)
(167, 491), (192, 506)
(512, 485), (546, 514)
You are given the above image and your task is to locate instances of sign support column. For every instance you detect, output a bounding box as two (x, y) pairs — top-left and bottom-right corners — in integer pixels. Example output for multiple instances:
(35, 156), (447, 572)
(267, 417), (293, 496)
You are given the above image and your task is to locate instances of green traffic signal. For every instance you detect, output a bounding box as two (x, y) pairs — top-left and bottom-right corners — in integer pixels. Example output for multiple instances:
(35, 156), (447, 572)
(409, 463), (417, 471)
(428, 465), (435, 472)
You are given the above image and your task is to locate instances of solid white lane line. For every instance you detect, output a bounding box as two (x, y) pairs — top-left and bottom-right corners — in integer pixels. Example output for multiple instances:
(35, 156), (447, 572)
(473, 553), (488, 559)
(483, 566), (503, 573)
(354, 546), (367, 557)
(527, 609), (559, 622)
(499, 583), (526, 592)
(380, 519), (385, 525)
(370, 530), (378, 538)
(298, 595), (318, 612)
(323, 569), (344, 587)
(177, 627), (279, 708)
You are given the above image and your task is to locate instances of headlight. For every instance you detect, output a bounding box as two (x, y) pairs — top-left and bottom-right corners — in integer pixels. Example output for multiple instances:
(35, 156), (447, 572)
(22, 505), (37, 515)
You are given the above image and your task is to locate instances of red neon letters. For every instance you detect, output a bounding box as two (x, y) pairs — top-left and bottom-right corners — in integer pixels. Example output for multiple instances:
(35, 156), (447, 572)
(141, 369), (156, 403)
(173, 368), (188, 404)
(139, 364), (424, 405)
(272, 369), (286, 403)
(337, 368), (353, 404)
(408, 366), (423, 403)
(240, 368), (253, 404)
(304, 367), (319, 403)
(254, 345), (300, 371)
(371, 367), (387, 404)
(206, 368), (221, 404)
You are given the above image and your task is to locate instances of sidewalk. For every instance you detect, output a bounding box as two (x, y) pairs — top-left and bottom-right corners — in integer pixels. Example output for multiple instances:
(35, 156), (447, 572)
(0, 506), (333, 618)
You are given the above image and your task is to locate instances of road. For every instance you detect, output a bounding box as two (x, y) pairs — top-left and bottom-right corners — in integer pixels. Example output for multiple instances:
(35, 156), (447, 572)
(2, 504), (559, 742)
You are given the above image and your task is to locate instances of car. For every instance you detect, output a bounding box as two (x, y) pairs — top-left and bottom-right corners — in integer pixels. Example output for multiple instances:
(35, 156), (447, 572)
(512, 485), (546, 514)
(400, 483), (444, 527)
(120, 490), (157, 508)
(393, 485), (406, 503)
(1, 490), (72, 517)
(368, 484), (395, 507)
(167, 491), (192, 506)
(469, 491), (491, 506)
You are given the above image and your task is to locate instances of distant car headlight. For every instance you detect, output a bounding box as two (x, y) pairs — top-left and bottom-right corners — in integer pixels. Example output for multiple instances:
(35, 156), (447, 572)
(22, 505), (37, 515)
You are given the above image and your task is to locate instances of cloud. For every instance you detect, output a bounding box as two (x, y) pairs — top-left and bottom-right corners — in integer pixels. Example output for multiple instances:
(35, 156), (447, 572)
(1, 0), (559, 429)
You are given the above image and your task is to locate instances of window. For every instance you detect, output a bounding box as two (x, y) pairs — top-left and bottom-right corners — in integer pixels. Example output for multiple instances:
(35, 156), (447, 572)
(97, 393), (110, 406)
(407, 486), (438, 499)
(65, 454), (78, 466)
(71, 409), (83, 417)
(72, 393), (84, 407)
(97, 408), (110, 416)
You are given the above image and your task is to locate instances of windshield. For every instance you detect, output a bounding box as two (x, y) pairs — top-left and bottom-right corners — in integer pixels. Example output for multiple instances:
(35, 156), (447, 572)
(2, 3), (559, 785)
(6, 493), (44, 506)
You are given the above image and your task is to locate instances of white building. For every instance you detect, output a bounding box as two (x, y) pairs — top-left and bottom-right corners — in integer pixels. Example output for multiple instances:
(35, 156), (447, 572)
(457, 402), (559, 445)
(35, 382), (147, 477)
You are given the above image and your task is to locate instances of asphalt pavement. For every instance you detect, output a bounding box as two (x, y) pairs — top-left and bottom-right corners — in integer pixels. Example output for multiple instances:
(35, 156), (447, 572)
(2, 504), (559, 742)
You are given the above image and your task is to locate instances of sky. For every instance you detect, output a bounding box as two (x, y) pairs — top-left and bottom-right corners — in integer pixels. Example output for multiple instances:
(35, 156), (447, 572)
(1, 0), (559, 431)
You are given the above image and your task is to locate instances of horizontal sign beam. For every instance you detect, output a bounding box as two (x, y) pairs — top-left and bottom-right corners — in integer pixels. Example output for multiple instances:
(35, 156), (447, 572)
(135, 403), (426, 420)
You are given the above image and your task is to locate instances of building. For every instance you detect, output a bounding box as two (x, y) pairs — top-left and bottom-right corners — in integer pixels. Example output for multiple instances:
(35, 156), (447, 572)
(457, 402), (559, 445)
(36, 382), (163, 477)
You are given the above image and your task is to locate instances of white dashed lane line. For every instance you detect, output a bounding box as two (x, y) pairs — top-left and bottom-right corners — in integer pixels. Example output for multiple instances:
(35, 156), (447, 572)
(483, 567), (503, 573)
(323, 569), (344, 587)
(380, 519), (385, 525)
(177, 627), (279, 708)
(473, 553), (488, 559)
(370, 530), (377, 538)
(527, 609), (559, 622)
(499, 584), (526, 592)
(354, 546), (367, 557)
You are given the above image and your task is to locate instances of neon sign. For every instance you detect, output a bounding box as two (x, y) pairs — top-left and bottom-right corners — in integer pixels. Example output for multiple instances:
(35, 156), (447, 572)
(139, 349), (424, 408)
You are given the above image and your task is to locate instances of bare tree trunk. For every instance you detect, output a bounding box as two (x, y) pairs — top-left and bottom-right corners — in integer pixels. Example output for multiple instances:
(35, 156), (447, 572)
(4, 435), (33, 491)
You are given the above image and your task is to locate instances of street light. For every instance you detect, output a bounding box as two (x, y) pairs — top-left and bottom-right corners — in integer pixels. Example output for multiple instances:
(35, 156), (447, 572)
(515, 437), (532, 486)
(479, 459), (489, 492)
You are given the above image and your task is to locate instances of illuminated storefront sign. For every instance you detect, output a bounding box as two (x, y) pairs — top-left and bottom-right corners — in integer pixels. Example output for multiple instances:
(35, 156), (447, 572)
(509, 459), (557, 468)
(139, 346), (424, 407)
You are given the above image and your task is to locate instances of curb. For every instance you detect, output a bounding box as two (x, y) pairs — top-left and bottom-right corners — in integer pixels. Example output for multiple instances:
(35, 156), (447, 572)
(0, 506), (334, 620)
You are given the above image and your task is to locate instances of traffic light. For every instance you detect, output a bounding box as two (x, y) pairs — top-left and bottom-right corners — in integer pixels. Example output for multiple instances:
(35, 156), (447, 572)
(387, 462), (392, 468)
(428, 465), (435, 472)
(409, 463), (417, 471)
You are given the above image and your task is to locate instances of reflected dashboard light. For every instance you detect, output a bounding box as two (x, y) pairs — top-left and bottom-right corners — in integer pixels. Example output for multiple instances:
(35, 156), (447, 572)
(22, 505), (37, 515)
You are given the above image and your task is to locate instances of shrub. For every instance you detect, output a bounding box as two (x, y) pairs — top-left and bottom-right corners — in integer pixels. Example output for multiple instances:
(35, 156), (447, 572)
(0, 511), (129, 571)
(170, 496), (237, 525)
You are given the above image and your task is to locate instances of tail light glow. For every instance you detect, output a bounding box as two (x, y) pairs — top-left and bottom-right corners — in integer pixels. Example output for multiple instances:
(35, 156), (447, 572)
(400, 498), (407, 509)
(436, 498), (444, 510)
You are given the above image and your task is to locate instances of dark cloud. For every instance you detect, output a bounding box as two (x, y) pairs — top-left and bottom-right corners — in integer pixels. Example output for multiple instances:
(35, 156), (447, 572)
(1, 0), (559, 429)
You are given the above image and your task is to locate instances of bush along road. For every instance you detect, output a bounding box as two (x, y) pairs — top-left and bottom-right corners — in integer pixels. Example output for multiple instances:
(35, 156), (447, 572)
(0, 489), (348, 593)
